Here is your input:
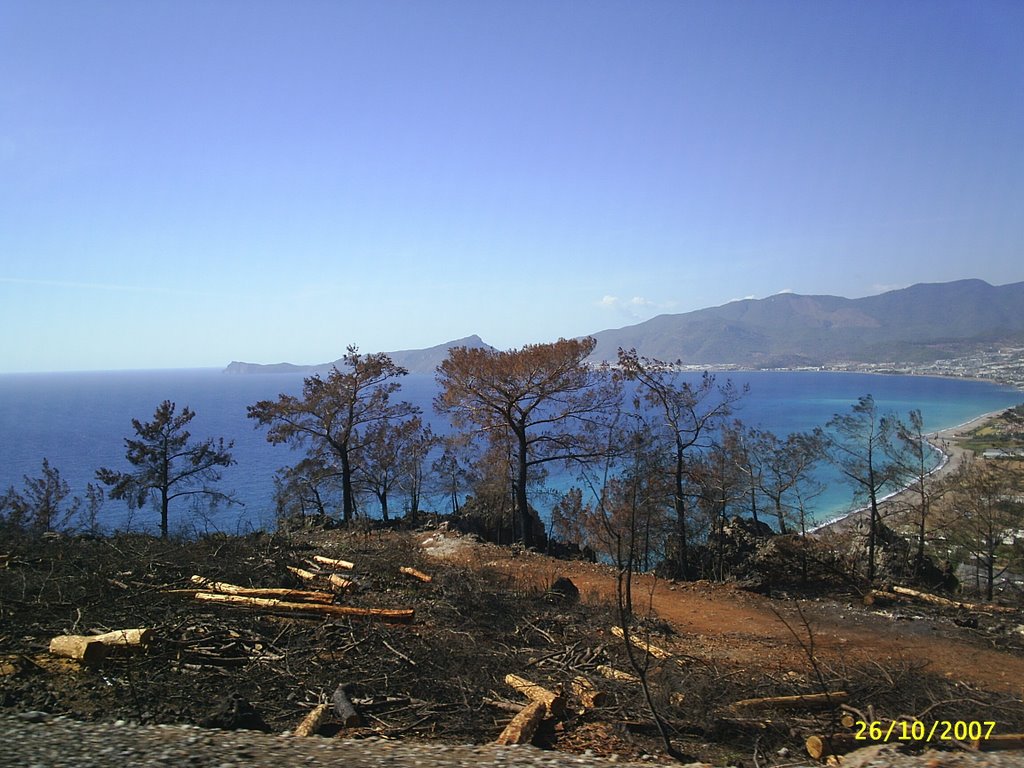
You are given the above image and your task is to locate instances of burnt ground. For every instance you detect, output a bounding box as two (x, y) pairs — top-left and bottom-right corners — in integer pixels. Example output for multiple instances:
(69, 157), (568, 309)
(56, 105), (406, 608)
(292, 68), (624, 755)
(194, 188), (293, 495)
(2, 527), (1024, 766)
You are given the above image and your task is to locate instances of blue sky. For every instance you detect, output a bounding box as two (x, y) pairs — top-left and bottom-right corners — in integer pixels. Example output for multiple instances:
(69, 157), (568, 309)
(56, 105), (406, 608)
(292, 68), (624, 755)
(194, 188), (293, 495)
(2, 0), (1022, 373)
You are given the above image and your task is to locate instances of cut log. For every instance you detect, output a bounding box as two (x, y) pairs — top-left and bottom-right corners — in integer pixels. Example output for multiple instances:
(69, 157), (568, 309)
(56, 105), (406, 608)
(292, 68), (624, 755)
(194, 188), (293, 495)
(862, 590), (915, 607)
(399, 566), (433, 583)
(293, 703), (329, 737)
(287, 566), (320, 582)
(733, 691), (848, 710)
(504, 674), (565, 717)
(48, 636), (109, 665)
(610, 625), (671, 659)
(328, 574), (354, 591)
(332, 684), (362, 727)
(190, 576), (334, 603)
(193, 592), (414, 623)
(891, 585), (1018, 614)
(596, 664), (639, 684)
(494, 699), (546, 746)
(48, 628), (153, 664)
(974, 734), (1024, 751)
(805, 732), (865, 760)
(570, 676), (607, 709)
(313, 555), (355, 570)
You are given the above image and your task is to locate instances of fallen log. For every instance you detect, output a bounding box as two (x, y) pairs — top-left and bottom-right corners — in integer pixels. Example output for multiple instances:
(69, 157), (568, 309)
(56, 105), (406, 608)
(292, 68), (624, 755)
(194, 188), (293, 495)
(48, 637), (108, 665)
(805, 732), (866, 760)
(328, 574), (354, 591)
(570, 676), (607, 709)
(610, 625), (671, 659)
(862, 590), (916, 607)
(48, 628), (153, 664)
(504, 674), (565, 717)
(287, 566), (320, 582)
(190, 576), (334, 603)
(399, 566), (433, 583)
(332, 684), (362, 727)
(733, 691), (848, 711)
(891, 586), (1018, 614)
(193, 592), (414, 623)
(974, 734), (1024, 752)
(313, 555), (355, 570)
(596, 664), (639, 683)
(494, 699), (546, 746)
(293, 703), (329, 737)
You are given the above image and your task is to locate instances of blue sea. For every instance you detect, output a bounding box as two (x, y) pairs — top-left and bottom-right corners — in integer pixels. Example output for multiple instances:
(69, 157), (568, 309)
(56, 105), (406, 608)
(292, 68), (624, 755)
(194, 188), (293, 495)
(0, 368), (1019, 535)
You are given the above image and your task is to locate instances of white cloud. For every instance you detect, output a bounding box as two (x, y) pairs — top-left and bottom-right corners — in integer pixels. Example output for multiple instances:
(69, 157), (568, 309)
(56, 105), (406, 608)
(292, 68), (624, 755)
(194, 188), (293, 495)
(597, 294), (676, 319)
(727, 294), (757, 303)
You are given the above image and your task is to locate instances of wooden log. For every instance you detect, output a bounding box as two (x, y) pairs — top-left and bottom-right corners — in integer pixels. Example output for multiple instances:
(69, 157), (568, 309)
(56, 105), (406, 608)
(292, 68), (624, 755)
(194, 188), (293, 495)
(891, 585), (1018, 614)
(862, 590), (915, 607)
(287, 566), (320, 582)
(610, 626), (671, 659)
(332, 684), (362, 727)
(973, 734), (1024, 752)
(293, 703), (329, 737)
(733, 691), (848, 710)
(48, 636), (109, 665)
(596, 664), (639, 683)
(570, 676), (607, 709)
(399, 566), (433, 583)
(504, 674), (565, 717)
(193, 592), (414, 623)
(190, 576), (334, 603)
(313, 555), (355, 570)
(494, 699), (546, 746)
(805, 732), (865, 760)
(328, 574), (354, 591)
(48, 627), (153, 663)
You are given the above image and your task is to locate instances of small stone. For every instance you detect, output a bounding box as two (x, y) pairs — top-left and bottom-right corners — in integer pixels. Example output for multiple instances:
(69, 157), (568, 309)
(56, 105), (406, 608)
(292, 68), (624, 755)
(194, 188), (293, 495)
(18, 711), (50, 723)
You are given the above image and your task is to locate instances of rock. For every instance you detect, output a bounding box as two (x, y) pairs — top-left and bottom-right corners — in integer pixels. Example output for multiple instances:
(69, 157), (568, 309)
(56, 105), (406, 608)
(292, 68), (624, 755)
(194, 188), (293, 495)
(547, 577), (580, 604)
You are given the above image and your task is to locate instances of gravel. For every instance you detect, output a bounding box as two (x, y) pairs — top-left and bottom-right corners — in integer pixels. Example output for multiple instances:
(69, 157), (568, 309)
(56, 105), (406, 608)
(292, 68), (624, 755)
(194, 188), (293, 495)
(3, 712), (1024, 768)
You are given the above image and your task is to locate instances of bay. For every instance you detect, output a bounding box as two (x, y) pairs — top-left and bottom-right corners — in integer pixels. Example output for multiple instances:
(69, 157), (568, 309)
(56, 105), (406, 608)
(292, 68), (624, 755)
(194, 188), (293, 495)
(0, 368), (1019, 536)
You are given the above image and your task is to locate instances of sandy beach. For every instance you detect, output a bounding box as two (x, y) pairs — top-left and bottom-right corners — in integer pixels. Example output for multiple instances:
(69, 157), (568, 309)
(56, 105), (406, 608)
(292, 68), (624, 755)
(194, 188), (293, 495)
(814, 408), (1007, 535)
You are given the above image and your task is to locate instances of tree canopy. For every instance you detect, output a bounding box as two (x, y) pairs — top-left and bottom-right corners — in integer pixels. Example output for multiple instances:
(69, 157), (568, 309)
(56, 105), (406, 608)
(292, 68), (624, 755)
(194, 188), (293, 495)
(96, 401), (235, 538)
(436, 337), (619, 548)
(248, 345), (419, 523)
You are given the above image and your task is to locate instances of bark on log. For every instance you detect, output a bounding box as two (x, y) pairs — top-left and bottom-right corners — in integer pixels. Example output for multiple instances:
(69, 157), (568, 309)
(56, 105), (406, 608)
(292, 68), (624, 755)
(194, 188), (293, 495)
(891, 585), (1018, 613)
(190, 576), (334, 603)
(973, 734), (1024, 752)
(494, 699), (546, 746)
(570, 676), (607, 709)
(805, 732), (865, 760)
(193, 592), (414, 623)
(313, 555), (355, 570)
(293, 703), (329, 737)
(504, 674), (565, 717)
(610, 625), (671, 659)
(596, 664), (639, 683)
(733, 691), (848, 710)
(399, 566), (433, 583)
(862, 590), (915, 607)
(332, 685), (362, 727)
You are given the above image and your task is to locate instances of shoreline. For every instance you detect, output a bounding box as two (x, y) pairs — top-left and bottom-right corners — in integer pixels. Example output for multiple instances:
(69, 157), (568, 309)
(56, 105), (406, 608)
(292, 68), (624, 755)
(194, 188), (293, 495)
(812, 408), (1007, 535)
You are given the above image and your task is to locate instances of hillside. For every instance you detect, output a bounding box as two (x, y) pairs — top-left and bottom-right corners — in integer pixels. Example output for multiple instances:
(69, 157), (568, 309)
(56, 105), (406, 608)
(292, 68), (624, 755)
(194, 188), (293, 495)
(225, 335), (495, 375)
(587, 279), (1024, 367)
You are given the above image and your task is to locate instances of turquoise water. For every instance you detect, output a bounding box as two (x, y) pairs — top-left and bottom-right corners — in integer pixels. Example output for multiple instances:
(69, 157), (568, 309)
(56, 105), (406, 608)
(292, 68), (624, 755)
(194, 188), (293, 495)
(0, 368), (1019, 534)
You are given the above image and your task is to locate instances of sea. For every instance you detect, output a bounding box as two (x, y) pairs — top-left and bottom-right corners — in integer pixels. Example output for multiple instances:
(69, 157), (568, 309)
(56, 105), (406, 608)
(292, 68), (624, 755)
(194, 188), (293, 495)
(0, 368), (1020, 536)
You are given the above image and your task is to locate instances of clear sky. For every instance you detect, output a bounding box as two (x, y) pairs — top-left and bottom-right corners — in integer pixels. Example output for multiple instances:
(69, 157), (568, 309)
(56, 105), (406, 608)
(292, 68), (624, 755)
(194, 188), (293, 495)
(2, 1), (1022, 373)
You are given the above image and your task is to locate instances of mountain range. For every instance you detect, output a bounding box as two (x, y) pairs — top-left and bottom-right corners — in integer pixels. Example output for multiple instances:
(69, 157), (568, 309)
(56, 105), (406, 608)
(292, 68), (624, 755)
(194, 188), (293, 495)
(225, 279), (1024, 374)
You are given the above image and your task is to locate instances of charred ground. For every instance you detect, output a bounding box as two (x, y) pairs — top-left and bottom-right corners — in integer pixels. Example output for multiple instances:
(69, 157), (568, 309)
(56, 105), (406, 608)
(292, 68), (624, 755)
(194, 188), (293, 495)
(2, 526), (1023, 765)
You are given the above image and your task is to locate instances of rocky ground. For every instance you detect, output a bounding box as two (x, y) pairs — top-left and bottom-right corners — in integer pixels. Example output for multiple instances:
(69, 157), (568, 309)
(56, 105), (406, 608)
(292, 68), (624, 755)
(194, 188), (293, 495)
(2, 526), (1024, 766)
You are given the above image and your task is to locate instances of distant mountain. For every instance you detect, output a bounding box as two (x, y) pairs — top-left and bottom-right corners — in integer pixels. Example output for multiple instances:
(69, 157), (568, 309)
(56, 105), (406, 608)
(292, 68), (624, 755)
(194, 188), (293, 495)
(587, 279), (1024, 367)
(224, 335), (494, 376)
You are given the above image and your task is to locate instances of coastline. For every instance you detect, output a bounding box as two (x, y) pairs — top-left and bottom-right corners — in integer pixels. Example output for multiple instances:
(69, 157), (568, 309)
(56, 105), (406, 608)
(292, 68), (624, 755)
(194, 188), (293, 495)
(811, 408), (1006, 535)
